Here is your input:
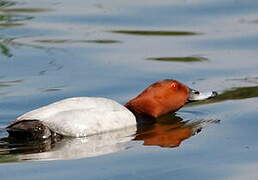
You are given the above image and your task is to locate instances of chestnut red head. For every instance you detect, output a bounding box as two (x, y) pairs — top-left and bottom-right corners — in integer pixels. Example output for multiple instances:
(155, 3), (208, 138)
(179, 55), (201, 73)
(125, 79), (217, 118)
(125, 79), (190, 118)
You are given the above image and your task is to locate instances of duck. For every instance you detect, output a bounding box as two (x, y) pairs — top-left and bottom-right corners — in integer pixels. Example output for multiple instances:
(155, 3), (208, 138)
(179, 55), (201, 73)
(6, 79), (217, 141)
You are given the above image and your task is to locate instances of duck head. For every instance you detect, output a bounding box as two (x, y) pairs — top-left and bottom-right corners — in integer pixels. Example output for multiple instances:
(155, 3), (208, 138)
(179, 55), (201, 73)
(125, 79), (217, 118)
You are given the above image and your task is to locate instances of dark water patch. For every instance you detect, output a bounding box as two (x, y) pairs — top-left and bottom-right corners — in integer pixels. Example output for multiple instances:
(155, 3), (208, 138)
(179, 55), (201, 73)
(0, 79), (23, 88)
(35, 39), (122, 44)
(110, 30), (202, 36)
(147, 56), (208, 63)
(87, 40), (122, 44)
(0, 14), (34, 22)
(0, 23), (24, 28)
(215, 86), (258, 101)
(189, 85), (258, 106)
(0, 37), (60, 58)
(0, 8), (51, 13)
(0, 154), (17, 163)
(40, 86), (66, 92)
(0, 0), (16, 8)
(0, 84), (10, 88)
(0, 2), (50, 39)
(42, 88), (63, 92)
(0, 43), (12, 57)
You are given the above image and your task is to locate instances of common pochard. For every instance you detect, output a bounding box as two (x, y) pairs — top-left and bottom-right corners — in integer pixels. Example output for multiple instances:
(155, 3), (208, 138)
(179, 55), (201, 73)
(6, 79), (217, 140)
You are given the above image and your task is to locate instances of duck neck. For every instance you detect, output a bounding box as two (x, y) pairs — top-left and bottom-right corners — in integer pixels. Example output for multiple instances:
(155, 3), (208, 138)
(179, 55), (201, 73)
(124, 103), (156, 124)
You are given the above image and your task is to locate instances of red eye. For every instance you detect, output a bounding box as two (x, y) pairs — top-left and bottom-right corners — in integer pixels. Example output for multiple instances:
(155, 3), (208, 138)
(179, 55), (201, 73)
(170, 82), (178, 89)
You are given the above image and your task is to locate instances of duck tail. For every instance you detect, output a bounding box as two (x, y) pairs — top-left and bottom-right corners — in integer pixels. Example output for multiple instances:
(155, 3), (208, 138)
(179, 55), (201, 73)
(6, 120), (52, 141)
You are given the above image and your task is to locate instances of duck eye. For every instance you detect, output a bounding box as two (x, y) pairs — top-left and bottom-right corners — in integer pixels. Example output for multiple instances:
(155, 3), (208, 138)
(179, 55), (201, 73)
(170, 82), (178, 89)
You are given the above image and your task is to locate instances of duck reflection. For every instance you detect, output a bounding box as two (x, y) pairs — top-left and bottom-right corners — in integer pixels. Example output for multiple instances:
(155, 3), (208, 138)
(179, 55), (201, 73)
(0, 126), (137, 162)
(136, 114), (219, 148)
(0, 114), (219, 162)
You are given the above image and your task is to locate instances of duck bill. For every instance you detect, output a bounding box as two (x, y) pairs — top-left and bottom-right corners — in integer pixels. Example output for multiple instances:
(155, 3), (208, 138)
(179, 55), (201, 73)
(188, 88), (217, 102)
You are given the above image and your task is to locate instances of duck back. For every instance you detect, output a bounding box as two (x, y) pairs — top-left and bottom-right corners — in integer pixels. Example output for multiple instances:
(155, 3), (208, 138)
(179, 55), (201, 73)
(10, 97), (136, 137)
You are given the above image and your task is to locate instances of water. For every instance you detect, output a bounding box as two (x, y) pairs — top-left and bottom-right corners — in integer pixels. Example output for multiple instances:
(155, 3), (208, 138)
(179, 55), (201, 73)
(1, 0), (258, 179)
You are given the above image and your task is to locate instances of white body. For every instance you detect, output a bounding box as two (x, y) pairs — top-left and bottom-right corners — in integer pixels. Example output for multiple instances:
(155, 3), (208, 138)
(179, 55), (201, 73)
(12, 97), (137, 137)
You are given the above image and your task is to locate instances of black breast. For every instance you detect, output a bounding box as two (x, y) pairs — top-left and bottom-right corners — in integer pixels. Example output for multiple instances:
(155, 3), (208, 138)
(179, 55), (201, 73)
(6, 120), (52, 141)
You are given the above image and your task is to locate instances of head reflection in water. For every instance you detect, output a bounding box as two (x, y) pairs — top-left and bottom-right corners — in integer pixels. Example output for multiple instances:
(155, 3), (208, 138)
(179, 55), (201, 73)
(0, 114), (219, 162)
(135, 114), (219, 148)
